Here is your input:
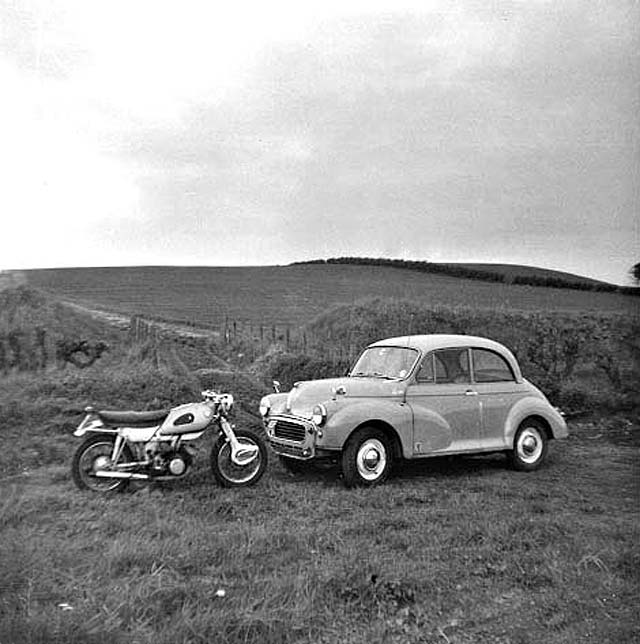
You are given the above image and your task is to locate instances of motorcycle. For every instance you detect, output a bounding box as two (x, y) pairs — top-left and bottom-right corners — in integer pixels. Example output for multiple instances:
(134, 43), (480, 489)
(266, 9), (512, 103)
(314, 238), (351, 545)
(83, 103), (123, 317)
(71, 389), (267, 492)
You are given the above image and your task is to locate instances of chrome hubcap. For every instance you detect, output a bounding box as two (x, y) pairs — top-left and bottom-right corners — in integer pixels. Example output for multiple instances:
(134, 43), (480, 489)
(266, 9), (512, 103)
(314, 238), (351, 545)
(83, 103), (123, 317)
(363, 448), (380, 469)
(356, 439), (387, 481)
(517, 428), (543, 464)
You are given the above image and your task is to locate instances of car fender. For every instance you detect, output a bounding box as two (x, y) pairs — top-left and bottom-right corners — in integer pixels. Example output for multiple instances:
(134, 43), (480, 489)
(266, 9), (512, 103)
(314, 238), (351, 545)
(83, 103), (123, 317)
(504, 397), (568, 445)
(264, 392), (289, 415)
(321, 398), (412, 456)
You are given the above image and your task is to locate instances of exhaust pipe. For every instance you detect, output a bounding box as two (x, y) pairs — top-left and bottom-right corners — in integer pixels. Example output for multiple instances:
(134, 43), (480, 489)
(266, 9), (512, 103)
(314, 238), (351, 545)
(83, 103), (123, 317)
(94, 471), (151, 480)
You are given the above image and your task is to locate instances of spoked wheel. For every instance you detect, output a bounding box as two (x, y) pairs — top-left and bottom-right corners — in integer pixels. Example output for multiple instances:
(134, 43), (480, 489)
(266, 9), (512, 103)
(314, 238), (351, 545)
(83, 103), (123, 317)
(342, 427), (392, 487)
(210, 429), (268, 487)
(71, 435), (132, 493)
(510, 420), (549, 471)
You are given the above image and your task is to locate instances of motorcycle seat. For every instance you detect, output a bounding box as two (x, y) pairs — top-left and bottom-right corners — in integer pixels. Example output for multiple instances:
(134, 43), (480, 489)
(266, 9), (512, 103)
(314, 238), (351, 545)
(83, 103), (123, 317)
(97, 409), (169, 427)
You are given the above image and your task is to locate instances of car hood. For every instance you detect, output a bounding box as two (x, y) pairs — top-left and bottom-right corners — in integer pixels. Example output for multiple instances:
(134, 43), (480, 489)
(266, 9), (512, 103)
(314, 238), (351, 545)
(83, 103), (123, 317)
(284, 377), (405, 417)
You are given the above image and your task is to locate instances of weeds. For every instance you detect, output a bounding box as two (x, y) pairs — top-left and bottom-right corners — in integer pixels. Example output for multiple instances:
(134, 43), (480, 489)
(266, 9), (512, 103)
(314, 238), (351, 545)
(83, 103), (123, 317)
(0, 282), (638, 643)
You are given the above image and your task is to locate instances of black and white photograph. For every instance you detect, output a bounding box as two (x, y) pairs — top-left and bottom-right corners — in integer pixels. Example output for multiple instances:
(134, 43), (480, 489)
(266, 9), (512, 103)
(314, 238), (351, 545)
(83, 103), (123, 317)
(1, 1), (638, 642)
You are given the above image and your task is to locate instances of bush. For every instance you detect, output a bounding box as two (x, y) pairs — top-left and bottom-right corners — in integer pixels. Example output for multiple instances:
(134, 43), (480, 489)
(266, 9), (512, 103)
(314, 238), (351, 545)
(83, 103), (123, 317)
(256, 352), (350, 390)
(257, 298), (638, 411)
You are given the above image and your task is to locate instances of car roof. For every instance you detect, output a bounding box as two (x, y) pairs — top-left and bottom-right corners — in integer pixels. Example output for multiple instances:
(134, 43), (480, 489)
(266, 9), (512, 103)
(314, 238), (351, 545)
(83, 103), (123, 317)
(369, 333), (522, 382)
(369, 334), (510, 354)
(366, 335), (523, 382)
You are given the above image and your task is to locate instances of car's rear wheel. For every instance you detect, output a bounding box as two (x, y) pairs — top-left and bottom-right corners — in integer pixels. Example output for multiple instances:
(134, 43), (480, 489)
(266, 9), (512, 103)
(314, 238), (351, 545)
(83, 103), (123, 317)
(510, 419), (548, 471)
(342, 426), (392, 487)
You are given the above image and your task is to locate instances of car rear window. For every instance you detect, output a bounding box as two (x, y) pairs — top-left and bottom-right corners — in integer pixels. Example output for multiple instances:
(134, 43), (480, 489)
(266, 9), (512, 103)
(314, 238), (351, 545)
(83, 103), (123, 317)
(472, 348), (515, 382)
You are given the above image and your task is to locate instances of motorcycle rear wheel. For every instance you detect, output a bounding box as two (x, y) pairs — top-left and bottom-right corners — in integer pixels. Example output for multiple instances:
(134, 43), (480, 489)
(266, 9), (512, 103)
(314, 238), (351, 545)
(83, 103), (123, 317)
(71, 435), (133, 493)
(210, 429), (267, 487)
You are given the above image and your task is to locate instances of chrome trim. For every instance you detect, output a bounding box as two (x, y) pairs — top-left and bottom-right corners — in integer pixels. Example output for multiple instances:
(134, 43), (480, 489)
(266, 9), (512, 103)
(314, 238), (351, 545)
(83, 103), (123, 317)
(267, 414), (316, 459)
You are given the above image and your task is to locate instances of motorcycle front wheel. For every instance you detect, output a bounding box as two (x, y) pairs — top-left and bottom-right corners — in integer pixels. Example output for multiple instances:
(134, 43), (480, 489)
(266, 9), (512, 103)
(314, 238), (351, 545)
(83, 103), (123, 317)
(71, 435), (133, 493)
(210, 429), (268, 487)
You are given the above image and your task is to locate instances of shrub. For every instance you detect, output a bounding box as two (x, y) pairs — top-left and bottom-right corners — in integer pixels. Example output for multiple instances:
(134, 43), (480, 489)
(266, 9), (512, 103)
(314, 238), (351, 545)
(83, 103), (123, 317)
(256, 298), (637, 411)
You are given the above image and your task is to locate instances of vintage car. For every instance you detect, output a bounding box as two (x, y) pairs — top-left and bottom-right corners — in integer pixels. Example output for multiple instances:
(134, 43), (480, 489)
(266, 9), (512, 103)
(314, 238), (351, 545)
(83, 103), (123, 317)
(259, 334), (568, 486)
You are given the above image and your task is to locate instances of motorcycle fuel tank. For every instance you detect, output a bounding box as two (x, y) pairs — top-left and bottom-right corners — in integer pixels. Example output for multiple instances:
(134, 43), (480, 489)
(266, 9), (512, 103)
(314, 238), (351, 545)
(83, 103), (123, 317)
(159, 402), (213, 435)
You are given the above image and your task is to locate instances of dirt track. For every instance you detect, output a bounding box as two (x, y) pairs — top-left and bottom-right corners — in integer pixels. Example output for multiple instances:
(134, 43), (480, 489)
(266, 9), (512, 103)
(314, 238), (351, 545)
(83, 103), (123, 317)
(61, 300), (218, 340)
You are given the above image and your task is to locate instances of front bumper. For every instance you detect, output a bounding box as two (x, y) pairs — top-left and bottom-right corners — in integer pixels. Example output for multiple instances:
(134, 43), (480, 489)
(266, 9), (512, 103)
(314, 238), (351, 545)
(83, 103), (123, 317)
(265, 414), (318, 460)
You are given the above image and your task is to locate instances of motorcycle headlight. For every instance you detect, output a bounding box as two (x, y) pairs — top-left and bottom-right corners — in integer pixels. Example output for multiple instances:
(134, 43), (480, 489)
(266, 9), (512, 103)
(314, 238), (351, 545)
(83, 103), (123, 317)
(220, 393), (234, 413)
(312, 404), (327, 426)
(259, 396), (271, 417)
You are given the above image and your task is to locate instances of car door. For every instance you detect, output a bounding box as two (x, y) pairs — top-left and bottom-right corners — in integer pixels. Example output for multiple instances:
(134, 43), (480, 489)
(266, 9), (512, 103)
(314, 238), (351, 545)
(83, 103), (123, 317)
(471, 347), (527, 449)
(406, 347), (482, 455)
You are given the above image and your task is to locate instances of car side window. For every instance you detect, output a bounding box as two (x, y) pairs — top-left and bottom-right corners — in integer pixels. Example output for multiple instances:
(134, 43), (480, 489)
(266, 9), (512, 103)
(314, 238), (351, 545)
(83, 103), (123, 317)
(472, 348), (515, 382)
(434, 348), (471, 384)
(416, 354), (435, 382)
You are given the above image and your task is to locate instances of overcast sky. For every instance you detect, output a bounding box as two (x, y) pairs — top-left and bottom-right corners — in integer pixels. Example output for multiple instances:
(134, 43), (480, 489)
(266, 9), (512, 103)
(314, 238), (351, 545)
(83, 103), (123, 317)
(1, 0), (638, 284)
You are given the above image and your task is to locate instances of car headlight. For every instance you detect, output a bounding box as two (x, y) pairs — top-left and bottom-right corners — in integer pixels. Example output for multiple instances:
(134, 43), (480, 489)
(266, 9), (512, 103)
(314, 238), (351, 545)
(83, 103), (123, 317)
(312, 404), (327, 426)
(259, 396), (271, 417)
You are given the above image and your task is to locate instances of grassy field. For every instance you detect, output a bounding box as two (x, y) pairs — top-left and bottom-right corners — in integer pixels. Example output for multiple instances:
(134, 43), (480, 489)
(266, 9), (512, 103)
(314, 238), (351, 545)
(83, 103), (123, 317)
(1, 415), (638, 644)
(25, 265), (639, 328)
(1, 271), (638, 643)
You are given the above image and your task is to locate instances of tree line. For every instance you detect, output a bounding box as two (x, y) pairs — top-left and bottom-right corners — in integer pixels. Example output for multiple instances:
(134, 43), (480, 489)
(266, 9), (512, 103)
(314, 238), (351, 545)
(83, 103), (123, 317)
(293, 257), (639, 296)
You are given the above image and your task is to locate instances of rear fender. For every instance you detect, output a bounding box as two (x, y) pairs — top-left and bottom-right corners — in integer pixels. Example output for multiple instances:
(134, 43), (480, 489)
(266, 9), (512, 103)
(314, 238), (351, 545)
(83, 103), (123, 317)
(74, 415), (110, 437)
(504, 397), (568, 445)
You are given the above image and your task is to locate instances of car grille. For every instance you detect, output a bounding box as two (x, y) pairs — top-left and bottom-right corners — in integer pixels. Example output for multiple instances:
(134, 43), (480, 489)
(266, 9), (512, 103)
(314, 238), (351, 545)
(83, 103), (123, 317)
(273, 419), (307, 442)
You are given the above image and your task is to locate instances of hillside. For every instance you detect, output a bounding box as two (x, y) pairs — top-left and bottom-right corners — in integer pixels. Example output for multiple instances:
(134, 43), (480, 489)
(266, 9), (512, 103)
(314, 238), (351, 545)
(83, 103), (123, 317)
(0, 285), (638, 644)
(25, 264), (639, 329)
(456, 262), (607, 286)
(0, 286), (117, 338)
(0, 281), (638, 644)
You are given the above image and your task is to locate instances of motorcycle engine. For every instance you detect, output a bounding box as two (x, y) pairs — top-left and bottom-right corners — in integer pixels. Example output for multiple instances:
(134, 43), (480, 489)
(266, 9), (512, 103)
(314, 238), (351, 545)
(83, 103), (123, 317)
(168, 455), (187, 476)
(145, 442), (191, 477)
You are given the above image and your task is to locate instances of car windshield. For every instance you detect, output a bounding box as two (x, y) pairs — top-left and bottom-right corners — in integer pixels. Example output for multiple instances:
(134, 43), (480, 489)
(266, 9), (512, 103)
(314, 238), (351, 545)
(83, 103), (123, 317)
(350, 346), (418, 380)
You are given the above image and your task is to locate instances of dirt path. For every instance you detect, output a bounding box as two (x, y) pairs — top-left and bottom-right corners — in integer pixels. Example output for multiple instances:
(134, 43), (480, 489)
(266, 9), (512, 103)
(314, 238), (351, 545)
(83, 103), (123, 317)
(61, 300), (219, 340)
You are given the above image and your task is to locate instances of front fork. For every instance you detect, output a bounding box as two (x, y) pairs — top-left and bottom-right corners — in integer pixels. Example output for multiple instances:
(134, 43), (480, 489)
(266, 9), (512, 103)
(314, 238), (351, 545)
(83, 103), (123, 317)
(219, 417), (259, 465)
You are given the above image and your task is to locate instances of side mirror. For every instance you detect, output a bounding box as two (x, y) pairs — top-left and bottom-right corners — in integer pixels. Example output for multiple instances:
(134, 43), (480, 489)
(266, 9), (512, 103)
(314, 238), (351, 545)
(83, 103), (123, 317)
(272, 380), (281, 393)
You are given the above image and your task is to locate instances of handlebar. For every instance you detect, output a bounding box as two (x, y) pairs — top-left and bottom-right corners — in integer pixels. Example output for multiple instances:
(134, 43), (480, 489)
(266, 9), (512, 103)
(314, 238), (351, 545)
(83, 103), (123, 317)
(201, 390), (234, 412)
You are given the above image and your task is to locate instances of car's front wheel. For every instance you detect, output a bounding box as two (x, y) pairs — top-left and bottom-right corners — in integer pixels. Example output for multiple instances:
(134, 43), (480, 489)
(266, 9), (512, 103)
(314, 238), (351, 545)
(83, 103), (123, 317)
(510, 419), (548, 471)
(342, 427), (392, 487)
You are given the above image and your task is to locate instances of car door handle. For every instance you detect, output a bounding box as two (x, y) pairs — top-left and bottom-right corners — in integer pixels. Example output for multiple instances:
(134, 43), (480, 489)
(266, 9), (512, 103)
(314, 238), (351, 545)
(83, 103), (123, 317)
(465, 390), (478, 396)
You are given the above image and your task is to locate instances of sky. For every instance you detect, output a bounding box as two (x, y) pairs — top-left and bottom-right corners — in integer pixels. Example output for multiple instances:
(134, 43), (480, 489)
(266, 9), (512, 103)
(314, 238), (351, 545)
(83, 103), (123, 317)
(0, 0), (638, 284)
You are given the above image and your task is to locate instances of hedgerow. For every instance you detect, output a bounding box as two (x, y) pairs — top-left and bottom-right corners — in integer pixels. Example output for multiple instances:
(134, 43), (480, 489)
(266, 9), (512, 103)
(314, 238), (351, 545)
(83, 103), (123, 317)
(293, 257), (640, 296)
(258, 298), (639, 410)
